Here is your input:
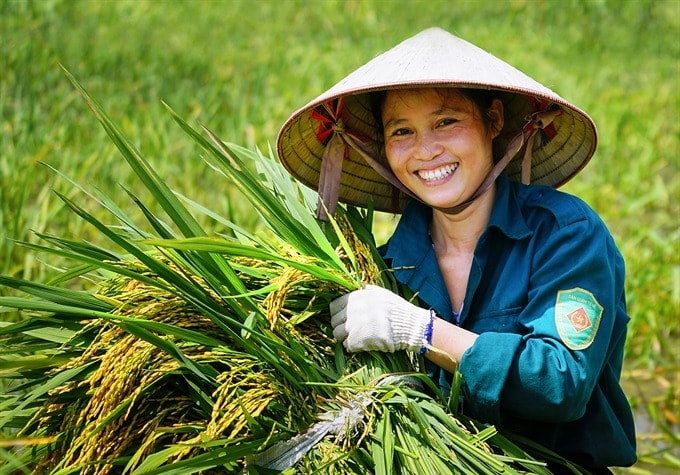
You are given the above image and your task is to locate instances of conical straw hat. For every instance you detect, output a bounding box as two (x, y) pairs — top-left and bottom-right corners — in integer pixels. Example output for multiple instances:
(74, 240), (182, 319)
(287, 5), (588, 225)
(277, 27), (597, 214)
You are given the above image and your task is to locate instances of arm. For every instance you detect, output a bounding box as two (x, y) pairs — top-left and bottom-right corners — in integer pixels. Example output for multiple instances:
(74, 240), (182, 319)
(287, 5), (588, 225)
(459, 211), (626, 424)
(428, 318), (478, 372)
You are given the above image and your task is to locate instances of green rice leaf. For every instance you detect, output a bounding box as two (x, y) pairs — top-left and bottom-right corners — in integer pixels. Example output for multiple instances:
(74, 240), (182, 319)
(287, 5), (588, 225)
(142, 237), (355, 289)
(132, 439), (266, 475)
(0, 275), (112, 312)
(0, 361), (96, 429)
(62, 67), (206, 240)
(39, 162), (153, 242)
(372, 408), (393, 475)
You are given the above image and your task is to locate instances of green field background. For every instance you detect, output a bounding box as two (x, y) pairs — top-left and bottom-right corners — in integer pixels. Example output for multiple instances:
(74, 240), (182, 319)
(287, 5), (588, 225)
(1, 0), (678, 471)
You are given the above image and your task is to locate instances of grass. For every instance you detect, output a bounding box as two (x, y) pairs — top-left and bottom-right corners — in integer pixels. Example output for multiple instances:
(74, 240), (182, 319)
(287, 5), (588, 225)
(1, 0), (678, 472)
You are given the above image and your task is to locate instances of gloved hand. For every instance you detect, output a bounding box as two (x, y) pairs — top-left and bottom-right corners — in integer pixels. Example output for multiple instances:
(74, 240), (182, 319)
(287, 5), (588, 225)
(330, 284), (433, 353)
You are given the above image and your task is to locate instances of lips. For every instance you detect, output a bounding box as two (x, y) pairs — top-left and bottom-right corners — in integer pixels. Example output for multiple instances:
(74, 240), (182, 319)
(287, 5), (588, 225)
(417, 163), (459, 182)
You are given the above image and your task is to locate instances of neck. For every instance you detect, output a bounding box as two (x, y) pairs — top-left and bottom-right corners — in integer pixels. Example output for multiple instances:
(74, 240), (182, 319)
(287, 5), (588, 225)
(430, 183), (496, 254)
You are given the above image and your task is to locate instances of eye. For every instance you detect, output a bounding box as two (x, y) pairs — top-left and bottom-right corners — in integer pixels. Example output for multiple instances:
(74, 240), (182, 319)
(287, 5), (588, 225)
(386, 127), (411, 137)
(392, 128), (411, 136)
(437, 118), (458, 127)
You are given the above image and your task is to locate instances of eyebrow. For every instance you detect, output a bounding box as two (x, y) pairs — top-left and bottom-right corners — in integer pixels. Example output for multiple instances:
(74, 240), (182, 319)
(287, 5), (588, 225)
(432, 105), (464, 115)
(383, 117), (407, 130)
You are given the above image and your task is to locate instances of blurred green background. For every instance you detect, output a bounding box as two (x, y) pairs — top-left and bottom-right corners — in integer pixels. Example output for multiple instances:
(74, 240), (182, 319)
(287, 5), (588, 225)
(1, 0), (678, 472)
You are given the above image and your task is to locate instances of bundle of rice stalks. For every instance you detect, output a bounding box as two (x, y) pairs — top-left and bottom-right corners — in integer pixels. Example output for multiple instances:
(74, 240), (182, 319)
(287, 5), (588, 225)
(0, 72), (584, 474)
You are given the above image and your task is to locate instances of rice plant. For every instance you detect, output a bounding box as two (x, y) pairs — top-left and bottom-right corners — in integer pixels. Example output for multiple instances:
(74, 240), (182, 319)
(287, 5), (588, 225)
(0, 72), (584, 474)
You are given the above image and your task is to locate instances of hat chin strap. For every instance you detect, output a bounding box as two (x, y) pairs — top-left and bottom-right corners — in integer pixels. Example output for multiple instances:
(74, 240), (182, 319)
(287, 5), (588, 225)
(316, 107), (559, 220)
(316, 122), (419, 221)
(427, 106), (561, 215)
(436, 127), (531, 215)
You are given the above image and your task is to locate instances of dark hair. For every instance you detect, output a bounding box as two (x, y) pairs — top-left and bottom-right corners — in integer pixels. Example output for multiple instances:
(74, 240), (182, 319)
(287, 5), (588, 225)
(458, 88), (502, 133)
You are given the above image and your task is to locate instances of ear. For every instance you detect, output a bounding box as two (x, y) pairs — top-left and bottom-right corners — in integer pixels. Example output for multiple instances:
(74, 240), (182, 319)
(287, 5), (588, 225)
(489, 98), (504, 138)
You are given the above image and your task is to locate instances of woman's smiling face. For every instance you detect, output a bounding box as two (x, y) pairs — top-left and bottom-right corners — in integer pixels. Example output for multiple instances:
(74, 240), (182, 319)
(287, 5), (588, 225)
(381, 88), (503, 210)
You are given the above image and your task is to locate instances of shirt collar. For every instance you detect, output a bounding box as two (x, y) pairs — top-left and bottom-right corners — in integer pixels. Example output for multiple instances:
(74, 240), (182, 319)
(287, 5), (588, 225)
(383, 198), (431, 270)
(383, 199), (451, 316)
(386, 173), (532, 256)
(486, 173), (533, 240)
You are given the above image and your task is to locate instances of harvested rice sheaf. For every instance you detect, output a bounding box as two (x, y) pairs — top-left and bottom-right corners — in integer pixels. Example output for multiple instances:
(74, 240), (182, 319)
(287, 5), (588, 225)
(20, 228), (557, 475)
(15, 235), (356, 470)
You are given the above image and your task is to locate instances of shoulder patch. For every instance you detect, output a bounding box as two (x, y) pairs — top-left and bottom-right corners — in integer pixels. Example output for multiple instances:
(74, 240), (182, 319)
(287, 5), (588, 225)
(555, 288), (603, 350)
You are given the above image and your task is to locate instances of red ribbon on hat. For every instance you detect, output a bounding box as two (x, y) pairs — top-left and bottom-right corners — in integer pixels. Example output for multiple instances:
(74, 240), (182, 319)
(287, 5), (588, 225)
(524, 97), (560, 142)
(309, 98), (417, 220)
(311, 98), (373, 145)
(311, 98), (345, 146)
(518, 99), (562, 184)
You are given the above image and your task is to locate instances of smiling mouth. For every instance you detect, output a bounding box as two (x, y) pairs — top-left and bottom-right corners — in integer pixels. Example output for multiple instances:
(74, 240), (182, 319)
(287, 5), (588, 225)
(417, 163), (459, 182)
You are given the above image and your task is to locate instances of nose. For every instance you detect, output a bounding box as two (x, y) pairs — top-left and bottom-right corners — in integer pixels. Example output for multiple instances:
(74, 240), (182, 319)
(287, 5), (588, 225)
(413, 131), (444, 161)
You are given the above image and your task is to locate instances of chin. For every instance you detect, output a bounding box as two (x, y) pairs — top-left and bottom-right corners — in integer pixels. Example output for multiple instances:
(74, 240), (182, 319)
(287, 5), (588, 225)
(421, 196), (464, 209)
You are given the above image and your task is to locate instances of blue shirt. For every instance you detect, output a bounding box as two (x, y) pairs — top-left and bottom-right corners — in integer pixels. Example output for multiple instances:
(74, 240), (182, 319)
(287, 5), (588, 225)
(381, 173), (637, 468)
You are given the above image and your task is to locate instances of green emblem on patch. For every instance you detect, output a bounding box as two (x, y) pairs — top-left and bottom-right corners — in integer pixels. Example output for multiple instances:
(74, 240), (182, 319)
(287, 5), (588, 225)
(555, 288), (603, 350)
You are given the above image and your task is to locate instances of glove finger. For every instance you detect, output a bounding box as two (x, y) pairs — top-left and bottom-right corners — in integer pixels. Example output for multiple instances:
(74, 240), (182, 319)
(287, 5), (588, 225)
(343, 339), (359, 353)
(329, 293), (350, 316)
(332, 322), (348, 342)
(330, 306), (347, 328)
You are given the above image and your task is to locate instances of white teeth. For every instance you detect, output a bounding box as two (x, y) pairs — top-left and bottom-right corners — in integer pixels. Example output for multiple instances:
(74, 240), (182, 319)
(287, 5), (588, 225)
(418, 164), (458, 182)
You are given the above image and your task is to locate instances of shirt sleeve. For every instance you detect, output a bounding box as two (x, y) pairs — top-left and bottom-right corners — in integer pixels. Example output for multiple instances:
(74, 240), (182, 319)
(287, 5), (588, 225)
(459, 202), (627, 426)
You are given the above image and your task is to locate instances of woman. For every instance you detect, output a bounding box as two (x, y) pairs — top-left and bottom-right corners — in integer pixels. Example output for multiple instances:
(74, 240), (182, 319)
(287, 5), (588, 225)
(277, 28), (636, 473)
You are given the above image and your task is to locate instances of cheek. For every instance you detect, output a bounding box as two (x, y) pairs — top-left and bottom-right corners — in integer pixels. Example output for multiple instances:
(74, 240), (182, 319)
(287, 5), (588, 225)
(384, 143), (407, 170)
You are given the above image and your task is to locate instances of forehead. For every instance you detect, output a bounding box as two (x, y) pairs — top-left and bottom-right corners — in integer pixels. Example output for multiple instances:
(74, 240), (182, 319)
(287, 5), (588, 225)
(382, 88), (474, 117)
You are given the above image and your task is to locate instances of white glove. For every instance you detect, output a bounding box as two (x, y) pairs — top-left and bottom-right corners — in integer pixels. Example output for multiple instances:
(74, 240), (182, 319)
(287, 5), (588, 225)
(330, 284), (433, 353)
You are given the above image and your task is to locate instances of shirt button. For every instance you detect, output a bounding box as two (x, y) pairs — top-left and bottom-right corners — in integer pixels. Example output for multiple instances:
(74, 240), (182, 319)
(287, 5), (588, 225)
(533, 191), (543, 200)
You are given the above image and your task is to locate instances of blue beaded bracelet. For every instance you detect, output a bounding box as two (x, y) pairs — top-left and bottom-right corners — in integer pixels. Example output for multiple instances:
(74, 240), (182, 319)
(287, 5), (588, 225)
(420, 309), (435, 356)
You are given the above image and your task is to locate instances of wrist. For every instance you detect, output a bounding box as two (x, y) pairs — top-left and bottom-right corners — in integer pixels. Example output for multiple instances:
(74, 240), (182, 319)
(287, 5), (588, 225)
(390, 304), (432, 352)
(420, 309), (436, 356)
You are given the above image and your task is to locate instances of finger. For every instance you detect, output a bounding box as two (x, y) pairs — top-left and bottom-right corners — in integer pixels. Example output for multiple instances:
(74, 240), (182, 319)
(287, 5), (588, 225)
(332, 322), (348, 342)
(329, 293), (350, 315)
(343, 338), (359, 353)
(330, 307), (347, 328)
